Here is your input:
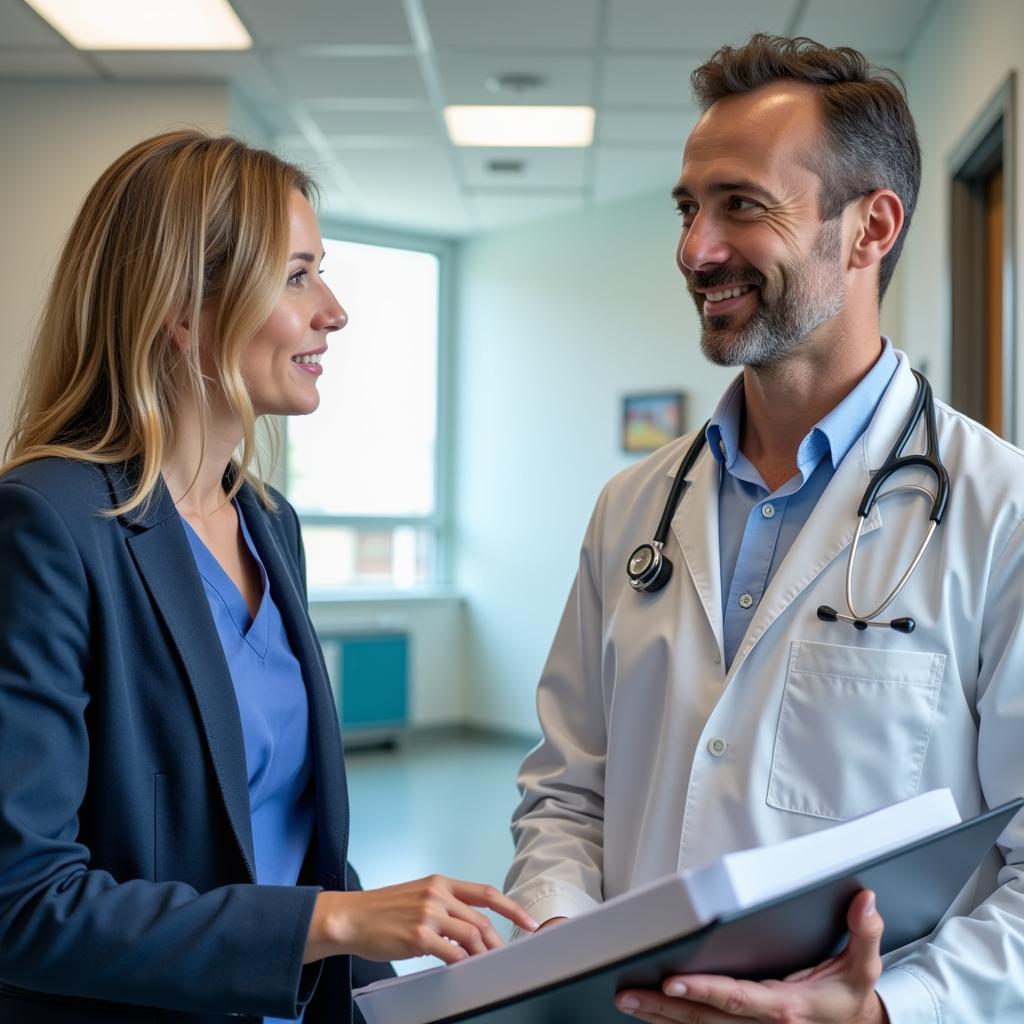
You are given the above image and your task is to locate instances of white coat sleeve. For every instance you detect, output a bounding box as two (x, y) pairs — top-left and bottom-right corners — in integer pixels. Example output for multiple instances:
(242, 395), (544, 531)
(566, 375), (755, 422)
(875, 511), (1024, 1023)
(504, 489), (610, 928)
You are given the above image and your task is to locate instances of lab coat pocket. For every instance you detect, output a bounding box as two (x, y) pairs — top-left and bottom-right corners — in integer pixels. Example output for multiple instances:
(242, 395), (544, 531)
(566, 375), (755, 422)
(767, 640), (944, 821)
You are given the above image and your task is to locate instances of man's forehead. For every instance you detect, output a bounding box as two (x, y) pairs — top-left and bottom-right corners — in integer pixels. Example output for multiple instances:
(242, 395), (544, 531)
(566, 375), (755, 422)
(679, 82), (824, 193)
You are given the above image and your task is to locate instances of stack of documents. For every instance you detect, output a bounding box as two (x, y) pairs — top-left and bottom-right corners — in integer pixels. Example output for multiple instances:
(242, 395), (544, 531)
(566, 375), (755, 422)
(355, 789), (1020, 1024)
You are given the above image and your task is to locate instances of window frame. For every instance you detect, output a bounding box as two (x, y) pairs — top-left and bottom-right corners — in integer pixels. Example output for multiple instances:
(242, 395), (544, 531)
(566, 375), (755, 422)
(282, 218), (456, 596)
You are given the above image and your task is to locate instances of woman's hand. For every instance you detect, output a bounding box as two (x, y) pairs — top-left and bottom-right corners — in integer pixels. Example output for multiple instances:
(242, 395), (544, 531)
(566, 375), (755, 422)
(304, 875), (538, 964)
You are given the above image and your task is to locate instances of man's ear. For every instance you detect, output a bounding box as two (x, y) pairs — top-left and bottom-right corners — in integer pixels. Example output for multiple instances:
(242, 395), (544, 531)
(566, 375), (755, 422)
(848, 189), (904, 271)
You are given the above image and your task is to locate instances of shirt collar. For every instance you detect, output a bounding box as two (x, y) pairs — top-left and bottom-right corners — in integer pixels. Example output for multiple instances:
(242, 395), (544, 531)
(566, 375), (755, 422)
(706, 337), (900, 478)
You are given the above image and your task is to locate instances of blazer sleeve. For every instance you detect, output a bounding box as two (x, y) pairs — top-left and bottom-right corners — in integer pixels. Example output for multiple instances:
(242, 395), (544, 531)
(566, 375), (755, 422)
(0, 480), (319, 1019)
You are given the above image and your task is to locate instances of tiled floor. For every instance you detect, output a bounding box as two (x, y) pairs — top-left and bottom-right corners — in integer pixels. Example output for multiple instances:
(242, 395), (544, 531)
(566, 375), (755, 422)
(344, 728), (538, 974)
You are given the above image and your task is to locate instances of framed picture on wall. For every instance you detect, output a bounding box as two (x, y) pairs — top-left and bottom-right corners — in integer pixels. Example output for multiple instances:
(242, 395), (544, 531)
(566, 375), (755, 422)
(622, 391), (686, 453)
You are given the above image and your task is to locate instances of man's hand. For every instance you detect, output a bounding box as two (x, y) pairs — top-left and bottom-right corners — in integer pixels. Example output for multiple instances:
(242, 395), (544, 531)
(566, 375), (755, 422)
(615, 890), (889, 1023)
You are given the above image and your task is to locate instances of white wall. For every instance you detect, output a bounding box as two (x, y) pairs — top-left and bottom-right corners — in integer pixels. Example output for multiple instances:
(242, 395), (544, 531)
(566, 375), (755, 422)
(900, 0), (1024, 423)
(453, 191), (735, 735)
(0, 81), (230, 445)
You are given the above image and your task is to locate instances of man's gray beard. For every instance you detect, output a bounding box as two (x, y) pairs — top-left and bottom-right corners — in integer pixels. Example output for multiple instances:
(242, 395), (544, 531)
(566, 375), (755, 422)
(699, 218), (846, 369)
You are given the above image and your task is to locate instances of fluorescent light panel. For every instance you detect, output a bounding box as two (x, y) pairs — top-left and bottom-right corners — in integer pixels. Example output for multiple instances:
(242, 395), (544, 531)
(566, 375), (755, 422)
(445, 106), (595, 148)
(24, 0), (252, 50)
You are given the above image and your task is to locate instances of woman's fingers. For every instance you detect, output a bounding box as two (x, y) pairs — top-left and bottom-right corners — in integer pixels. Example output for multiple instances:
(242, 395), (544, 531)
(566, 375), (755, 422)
(442, 899), (504, 950)
(448, 880), (539, 932)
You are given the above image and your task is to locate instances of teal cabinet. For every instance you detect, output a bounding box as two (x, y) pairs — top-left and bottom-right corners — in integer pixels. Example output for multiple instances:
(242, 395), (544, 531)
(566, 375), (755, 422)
(322, 632), (409, 740)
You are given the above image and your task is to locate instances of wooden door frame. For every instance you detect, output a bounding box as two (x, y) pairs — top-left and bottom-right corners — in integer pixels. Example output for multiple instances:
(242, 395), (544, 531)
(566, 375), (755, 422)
(948, 73), (1018, 439)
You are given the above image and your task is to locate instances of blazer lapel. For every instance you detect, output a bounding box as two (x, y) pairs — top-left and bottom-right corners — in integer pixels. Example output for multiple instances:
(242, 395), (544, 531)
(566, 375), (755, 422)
(237, 484), (349, 886)
(117, 477), (257, 881)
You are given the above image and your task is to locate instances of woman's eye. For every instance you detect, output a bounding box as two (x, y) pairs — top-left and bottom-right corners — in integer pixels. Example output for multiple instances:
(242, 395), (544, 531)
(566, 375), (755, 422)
(288, 268), (307, 286)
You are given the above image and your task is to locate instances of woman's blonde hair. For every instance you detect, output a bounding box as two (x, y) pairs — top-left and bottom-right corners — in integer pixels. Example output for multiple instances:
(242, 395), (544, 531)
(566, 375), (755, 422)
(2, 129), (315, 515)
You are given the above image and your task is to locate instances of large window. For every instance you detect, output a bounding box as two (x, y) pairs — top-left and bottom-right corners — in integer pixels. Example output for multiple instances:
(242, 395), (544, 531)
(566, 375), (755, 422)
(285, 234), (446, 594)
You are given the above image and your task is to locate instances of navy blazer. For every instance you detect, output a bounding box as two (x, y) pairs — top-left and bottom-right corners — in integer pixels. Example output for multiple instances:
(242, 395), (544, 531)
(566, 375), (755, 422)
(0, 458), (391, 1023)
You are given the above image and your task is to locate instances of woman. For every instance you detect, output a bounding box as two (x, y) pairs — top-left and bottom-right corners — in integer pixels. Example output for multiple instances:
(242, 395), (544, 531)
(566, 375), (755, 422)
(0, 130), (535, 1023)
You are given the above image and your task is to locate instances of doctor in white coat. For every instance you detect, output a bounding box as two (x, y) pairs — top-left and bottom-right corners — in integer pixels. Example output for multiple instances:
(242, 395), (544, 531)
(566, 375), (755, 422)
(505, 34), (1024, 1024)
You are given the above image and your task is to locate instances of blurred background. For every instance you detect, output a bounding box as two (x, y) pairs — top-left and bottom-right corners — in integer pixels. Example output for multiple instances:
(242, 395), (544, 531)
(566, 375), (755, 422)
(1, 0), (1019, 968)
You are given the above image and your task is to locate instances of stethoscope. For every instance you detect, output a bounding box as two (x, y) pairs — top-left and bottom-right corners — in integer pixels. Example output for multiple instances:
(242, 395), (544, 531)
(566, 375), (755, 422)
(626, 371), (950, 635)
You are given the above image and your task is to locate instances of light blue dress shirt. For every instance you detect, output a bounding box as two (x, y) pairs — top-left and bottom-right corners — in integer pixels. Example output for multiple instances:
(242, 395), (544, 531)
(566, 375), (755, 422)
(707, 338), (899, 669)
(181, 502), (314, 1024)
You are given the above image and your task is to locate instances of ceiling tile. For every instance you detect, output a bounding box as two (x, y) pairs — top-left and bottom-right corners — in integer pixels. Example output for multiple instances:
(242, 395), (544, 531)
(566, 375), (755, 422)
(435, 52), (595, 105)
(592, 146), (682, 203)
(0, 0), (68, 47)
(606, 0), (801, 51)
(332, 147), (470, 235)
(423, 0), (601, 50)
(308, 108), (439, 137)
(270, 53), (428, 101)
(598, 109), (697, 145)
(795, 0), (935, 56)
(92, 49), (274, 88)
(0, 48), (98, 78)
(471, 193), (585, 232)
(461, 148), (589, 189)
(602, 55), (701, 106)
(232, 0), (412, 47)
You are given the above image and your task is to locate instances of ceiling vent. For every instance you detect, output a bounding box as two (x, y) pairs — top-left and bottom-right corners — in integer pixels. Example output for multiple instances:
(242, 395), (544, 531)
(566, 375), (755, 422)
(485, 72), (547, 95)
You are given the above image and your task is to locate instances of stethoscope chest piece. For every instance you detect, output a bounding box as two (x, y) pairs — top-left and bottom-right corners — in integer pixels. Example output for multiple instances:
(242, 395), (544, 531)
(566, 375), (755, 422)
(627, 542), (673, 592)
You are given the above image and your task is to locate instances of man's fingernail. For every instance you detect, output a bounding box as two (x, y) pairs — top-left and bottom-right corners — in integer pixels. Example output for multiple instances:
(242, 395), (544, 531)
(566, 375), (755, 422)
(618, 995), (640, 1011)
(864, 892), (876, 917)
(666, 981), (688, 997)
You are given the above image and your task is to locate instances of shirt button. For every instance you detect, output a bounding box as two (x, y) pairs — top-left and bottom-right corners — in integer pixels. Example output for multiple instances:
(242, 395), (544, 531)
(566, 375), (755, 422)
(718, 438), (726, 455)
(761, 503), (775, 519)
(708, 737), (728, 757)
(738, 592), (754, 609)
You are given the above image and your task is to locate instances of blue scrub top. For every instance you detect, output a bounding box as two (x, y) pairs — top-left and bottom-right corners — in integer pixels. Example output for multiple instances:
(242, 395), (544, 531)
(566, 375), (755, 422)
(181, 502), (315, 1022)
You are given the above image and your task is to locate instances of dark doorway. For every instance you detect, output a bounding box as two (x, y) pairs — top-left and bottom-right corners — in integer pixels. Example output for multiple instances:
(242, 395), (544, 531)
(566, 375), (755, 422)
(949, 74), (1017, 438)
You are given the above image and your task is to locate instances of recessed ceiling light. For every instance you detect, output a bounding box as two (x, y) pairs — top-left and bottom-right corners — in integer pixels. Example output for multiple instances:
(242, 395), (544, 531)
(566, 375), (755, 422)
(445, 106), (595, 148)
(23, 0), (252, 50)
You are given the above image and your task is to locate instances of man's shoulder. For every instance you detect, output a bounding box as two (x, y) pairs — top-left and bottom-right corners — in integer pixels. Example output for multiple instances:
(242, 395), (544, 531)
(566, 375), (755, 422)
(603, 428), (707, 498)
(934, 399), (1024, 470)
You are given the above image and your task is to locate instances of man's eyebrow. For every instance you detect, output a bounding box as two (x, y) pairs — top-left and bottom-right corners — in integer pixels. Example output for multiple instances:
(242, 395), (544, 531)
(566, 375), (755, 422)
(671, 180), (781, 205)
(289, 250), (325, 262)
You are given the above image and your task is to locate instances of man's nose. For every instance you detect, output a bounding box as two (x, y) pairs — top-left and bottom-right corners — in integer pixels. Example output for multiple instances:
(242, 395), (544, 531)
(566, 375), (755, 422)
(677, 212), (732, 274)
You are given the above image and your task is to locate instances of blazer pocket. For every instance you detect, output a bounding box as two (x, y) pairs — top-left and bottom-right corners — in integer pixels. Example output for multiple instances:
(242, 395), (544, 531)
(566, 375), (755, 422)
(767, 640), (945, 822)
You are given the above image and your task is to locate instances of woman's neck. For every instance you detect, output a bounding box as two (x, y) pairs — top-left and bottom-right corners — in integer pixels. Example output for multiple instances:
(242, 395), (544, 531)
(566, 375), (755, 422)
(162, 403), (243, 519)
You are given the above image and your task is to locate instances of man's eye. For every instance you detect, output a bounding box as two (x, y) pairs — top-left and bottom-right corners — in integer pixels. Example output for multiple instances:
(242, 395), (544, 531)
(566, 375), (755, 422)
(676, 204), (696, 223)
(729, 197), (759, 212)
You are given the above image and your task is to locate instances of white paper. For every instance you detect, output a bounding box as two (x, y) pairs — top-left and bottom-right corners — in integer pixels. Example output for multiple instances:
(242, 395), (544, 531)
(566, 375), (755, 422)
(354, 789), (960, 1024)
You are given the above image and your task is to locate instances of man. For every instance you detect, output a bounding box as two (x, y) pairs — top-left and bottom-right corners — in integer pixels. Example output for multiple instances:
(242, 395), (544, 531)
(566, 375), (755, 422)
(504, 34), (1024, 1024)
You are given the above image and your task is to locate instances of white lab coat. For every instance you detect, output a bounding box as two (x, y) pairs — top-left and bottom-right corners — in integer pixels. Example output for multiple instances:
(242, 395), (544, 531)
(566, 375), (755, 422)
(506, 352), (1024, 1023)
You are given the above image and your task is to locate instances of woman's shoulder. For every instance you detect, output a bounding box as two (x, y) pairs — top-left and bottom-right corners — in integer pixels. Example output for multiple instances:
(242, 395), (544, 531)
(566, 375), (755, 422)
(0, 457), (114, 521)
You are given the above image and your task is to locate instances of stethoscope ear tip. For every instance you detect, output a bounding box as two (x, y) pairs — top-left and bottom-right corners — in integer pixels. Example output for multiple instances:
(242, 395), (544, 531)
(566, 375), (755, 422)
(891, 617), (916, 634)
(816, 605), (839, 622)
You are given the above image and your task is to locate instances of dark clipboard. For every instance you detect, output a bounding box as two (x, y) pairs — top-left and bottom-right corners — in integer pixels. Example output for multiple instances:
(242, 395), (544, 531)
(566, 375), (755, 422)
(430, 799), (1022, 1024)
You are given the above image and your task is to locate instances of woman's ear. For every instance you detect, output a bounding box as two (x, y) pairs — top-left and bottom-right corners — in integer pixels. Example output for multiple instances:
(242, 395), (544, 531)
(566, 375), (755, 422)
(163, 315), (192, 351)
(848, 189), (904, 272)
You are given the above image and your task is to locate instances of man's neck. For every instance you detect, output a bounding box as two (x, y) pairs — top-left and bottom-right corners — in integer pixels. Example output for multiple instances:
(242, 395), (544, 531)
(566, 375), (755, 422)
(739, 327), (885, 492)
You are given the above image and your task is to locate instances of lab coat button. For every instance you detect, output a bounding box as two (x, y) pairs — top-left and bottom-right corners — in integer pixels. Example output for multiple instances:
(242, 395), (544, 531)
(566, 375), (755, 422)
(761, 503), (775, 519)
(708, 737), (727, 757)
(739, 592), (754, 609)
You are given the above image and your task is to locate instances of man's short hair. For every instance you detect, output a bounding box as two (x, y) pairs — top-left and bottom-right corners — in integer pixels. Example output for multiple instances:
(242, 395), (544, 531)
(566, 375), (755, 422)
(691, 34), (921, 301)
